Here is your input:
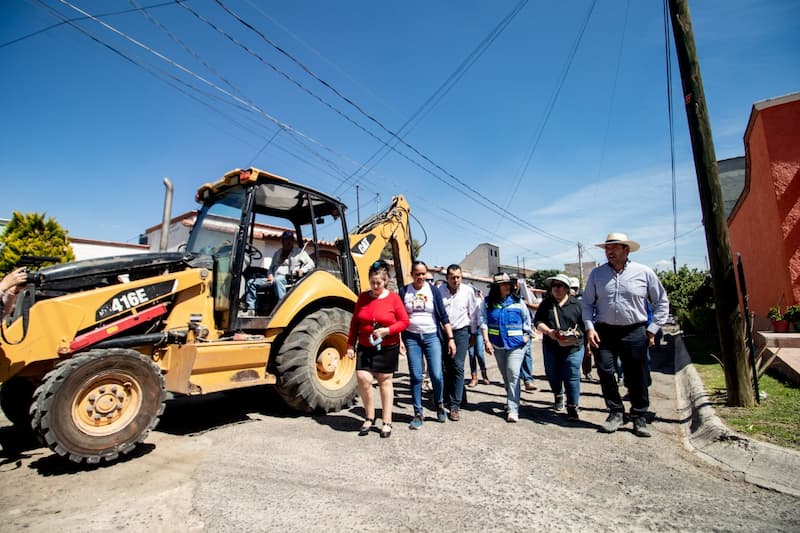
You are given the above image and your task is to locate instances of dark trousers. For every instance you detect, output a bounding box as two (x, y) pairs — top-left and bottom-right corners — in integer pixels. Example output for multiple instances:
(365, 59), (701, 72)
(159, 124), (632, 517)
(594, 322), (650, 417)
(442, 326), (471, 410)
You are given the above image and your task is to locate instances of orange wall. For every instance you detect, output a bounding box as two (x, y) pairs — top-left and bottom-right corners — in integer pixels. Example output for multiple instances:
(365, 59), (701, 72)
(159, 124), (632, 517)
(729, 99), (800, 329)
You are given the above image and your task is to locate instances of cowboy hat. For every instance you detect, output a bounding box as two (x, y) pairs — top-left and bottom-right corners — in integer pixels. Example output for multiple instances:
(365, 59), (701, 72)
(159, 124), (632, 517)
(545, 273), (572, 288)
(594, 232), (640, 252)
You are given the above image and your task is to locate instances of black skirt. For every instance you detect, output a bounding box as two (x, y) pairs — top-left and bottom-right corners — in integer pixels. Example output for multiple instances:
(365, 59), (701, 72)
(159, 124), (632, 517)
(357, 343), (400, 374)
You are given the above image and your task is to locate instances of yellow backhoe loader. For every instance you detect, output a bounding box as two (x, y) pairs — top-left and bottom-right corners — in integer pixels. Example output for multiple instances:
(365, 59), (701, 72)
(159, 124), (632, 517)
(0, 167), (413, 464)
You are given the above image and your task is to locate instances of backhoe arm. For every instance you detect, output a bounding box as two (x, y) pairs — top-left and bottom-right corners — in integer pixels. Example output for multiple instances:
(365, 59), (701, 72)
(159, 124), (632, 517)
(348, 195), (413, 291)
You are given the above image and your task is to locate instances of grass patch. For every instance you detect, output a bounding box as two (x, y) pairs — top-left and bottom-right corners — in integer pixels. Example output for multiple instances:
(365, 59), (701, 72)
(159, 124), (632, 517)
(683, 335), (800, 451)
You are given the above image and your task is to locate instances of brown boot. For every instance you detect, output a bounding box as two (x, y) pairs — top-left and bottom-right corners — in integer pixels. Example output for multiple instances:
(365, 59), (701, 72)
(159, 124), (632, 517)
(481, 370), (490, 385)
(467, 373), (478, 388)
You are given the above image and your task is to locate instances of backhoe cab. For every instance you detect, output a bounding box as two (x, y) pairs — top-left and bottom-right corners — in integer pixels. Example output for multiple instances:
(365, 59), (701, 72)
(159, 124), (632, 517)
(0, 167), (413, 464)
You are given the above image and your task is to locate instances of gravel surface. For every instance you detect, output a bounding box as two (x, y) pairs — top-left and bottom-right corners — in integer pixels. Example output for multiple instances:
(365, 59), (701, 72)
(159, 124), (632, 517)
(1, 338), (798, 531)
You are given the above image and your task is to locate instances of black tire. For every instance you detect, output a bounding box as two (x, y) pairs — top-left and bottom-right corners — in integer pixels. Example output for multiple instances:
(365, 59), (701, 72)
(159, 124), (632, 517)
(30, 348), (166, 464)
(0, 376), (36, 430)
(274, 308), (357, 413)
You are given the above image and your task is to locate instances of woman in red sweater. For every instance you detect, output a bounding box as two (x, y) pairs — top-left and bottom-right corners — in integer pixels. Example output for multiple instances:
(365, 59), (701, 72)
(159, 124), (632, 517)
(346, 260), (409, 438)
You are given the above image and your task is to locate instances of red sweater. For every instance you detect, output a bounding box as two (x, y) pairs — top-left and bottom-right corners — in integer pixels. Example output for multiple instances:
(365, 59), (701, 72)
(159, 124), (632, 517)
(348, 291), (409, 348)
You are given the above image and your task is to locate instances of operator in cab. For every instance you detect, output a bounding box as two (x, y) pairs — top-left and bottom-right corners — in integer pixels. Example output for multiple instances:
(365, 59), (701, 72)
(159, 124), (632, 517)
(244, 230), (314, 314)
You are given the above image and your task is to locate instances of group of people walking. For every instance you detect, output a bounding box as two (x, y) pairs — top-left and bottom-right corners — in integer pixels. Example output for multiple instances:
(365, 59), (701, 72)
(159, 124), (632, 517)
(346, 232), (669, 440)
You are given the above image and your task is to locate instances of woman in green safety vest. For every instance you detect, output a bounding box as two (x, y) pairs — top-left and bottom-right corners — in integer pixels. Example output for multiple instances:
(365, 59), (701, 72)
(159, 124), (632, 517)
(481, 272), (532, 423)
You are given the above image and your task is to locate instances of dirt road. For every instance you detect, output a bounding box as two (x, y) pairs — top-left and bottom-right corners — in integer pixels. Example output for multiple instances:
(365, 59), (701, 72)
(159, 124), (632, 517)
(1, 339), (798, 531)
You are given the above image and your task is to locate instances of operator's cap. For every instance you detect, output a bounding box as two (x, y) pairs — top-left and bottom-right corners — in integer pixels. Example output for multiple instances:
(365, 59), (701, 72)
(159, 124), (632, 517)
(280, 230), (294, 240)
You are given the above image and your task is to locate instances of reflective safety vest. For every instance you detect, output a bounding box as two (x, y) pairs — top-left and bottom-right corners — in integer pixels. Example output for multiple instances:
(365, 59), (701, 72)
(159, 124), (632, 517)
(486, 296), (527, 349)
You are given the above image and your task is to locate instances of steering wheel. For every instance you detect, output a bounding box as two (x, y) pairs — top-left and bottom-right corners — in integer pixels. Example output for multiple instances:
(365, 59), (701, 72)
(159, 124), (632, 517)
(245, 243), (263, 261)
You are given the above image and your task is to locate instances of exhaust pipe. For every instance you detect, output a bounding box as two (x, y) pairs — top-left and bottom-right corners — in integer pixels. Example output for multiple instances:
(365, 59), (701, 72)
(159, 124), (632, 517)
(160, 177), (173, 251)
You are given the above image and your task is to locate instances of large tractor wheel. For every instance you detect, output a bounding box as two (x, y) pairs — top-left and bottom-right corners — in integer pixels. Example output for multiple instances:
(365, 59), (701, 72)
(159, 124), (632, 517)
(274, 308), (357, 413)
(30, 348), (166, 464)
(0, 376), (36, 429)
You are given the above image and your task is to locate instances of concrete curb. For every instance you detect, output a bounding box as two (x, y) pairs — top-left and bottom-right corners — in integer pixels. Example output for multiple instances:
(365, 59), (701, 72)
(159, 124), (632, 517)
(674, 335), (800, 497)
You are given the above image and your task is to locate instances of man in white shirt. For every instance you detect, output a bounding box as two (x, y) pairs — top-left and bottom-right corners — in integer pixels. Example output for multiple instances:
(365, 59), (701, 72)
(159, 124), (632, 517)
(582, 233), (669, 437)
(438, 264), (480, 421)
(244, 230), (314, 313)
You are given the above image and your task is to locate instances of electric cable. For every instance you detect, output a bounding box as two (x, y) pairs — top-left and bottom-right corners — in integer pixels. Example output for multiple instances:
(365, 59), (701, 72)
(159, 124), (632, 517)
(51, 0), (386, 187)
(501, 0), (598, 225)
(1, 0), (179, 49)
(213, 0), (574, 246)
(663, 0), (679, 269)
(333, 0), (529, 196)
(129, 0), (242, 97)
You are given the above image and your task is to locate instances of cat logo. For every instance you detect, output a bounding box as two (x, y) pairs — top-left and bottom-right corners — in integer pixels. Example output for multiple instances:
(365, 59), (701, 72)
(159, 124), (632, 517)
(351, 235), (375, 256)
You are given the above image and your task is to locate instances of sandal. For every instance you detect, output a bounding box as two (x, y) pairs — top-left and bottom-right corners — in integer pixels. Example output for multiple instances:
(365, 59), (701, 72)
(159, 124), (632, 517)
(380, 422), (392, 439)
(358, 418), (374, 437)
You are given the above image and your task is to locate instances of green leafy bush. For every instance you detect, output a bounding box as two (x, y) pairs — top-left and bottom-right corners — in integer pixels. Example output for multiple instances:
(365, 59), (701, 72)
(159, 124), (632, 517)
(783, 304), (800, 322)
(768, 305), (784, 321)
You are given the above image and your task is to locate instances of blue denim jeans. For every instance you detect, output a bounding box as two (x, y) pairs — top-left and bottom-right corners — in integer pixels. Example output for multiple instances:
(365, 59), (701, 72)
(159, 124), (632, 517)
(493, 344), (525, 416)
(403, 331), (444, 414)
(542, 343), (584, 407)
(519, 339), (534, 382)
(442, 327), (471, 410)
(468, 333), (486, 374)
(245, 274), (286, 309)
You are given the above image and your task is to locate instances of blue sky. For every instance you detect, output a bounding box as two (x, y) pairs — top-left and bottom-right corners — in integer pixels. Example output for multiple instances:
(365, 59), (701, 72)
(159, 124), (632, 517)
(2, 0), (798, 274)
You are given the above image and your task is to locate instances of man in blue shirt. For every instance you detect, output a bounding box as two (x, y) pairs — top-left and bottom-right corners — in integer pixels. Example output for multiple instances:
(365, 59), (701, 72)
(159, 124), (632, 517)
(582, 233), (669, 437)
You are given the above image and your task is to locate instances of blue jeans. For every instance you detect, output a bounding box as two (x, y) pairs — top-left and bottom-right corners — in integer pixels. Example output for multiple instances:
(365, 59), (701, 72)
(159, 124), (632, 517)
(519, 339), (534, 383)
(468, 333), (486, 373)
(542, 343), (584, 407)
(403, 331), (444, 414)
(493, 344), (525, 416)
(442, 327), (471, 410)
(245, 274), (286, 309)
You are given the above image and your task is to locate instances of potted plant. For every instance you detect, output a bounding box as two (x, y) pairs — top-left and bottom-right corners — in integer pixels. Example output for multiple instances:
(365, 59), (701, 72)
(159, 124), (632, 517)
(768, 305), (789, 332)
(784, 304), (800, 332)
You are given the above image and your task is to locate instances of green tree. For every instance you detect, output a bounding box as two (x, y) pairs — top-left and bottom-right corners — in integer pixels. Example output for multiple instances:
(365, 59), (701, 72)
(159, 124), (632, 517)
(657, 266), (712, 332)
(528, 269), (561, 290)
(0, 212), (75, 272)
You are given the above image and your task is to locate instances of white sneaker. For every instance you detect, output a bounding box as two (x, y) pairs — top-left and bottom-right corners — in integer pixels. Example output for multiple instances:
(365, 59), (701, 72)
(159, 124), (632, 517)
(507, 412), (519, 423)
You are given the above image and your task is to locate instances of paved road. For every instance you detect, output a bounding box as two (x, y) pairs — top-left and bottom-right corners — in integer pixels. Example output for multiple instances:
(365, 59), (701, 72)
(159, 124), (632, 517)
(1, 338), (798, 531)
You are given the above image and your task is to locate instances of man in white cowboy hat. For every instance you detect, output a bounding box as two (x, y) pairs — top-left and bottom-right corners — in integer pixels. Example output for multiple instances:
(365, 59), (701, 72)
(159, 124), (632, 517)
(581, 232), (669, 437)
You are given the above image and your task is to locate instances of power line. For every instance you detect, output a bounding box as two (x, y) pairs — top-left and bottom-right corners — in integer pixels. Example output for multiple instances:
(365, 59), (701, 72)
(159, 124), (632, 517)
(213, 0), (574, 246)
(333, 0), (529, 196)
(501, 0), (598, 225)
(128, 0), (242, 98)
(51, 0), (378, 184)
(1, 0), (180, 49)
(663, 0), (679, 272)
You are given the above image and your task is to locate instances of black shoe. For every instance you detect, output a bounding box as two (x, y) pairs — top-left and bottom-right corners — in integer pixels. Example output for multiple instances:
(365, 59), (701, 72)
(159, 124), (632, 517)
(358, 418), (374, 437)
(554, 394), (566, 412)
(380, 422), (393, 439)
(632, 416), (651, 437)
(600, 412), (624, 433)
(566, 406), (580, 421)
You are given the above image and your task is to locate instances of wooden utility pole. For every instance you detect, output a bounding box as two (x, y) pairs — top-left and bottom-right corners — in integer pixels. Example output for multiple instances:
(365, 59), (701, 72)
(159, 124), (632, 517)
(668, 0), (753, 406)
